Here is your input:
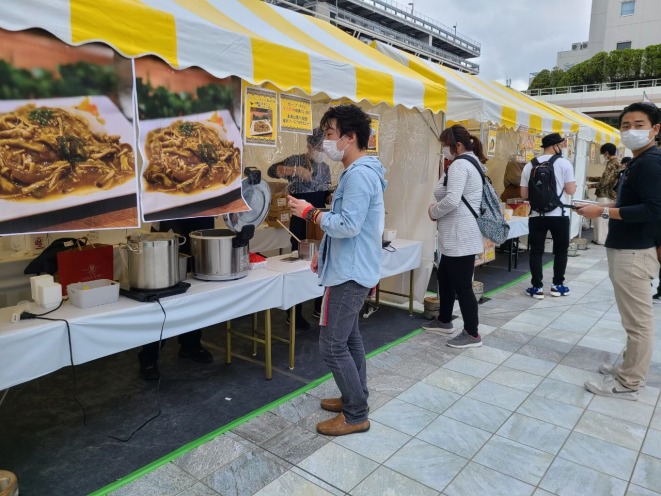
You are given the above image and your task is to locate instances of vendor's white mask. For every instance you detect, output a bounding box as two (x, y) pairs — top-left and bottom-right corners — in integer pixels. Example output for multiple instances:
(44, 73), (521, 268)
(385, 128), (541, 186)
(323, 137), (349, 161)
(442, 146), (455, 161)
(621, 129), (655, 151)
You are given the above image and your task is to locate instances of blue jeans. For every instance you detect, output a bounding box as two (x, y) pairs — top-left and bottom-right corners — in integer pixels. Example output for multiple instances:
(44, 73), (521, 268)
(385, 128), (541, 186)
(319, 280), (371, 423)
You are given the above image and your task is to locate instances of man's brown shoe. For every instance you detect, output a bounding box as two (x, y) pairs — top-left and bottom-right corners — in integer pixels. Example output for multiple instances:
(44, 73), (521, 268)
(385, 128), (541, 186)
(316, 412), (370, 436)
(320, 397), (343, 412)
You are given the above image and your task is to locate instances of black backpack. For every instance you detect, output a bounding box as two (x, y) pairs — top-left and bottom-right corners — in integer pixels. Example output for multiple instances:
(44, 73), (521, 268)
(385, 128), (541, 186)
(528, 154), (563, 214)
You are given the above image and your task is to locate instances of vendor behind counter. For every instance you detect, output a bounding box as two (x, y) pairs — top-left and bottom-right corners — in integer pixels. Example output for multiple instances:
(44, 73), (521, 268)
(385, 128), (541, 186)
(267, 128), (331, 249)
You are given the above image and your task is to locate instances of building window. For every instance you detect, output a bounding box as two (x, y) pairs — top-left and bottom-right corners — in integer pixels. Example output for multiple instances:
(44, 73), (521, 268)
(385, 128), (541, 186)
(617, 41), (632, 50)
(621, 1), (635, 16)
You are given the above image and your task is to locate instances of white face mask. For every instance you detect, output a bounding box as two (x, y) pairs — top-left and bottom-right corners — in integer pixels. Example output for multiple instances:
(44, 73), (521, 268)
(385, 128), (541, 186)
(322, 137), (348, 161)
(442, 146), (455, 161)
(599, 154), (607, 164)
(621, 129), (654, 151)
(312, 151), (326, 163)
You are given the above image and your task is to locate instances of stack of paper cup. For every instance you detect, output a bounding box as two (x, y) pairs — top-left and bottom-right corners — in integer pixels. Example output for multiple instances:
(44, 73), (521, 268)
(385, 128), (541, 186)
(30, 275), (54, 304)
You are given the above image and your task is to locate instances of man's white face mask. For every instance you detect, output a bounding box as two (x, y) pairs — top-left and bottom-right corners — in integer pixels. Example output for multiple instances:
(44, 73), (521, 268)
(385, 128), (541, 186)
(621, 129), (656, 151)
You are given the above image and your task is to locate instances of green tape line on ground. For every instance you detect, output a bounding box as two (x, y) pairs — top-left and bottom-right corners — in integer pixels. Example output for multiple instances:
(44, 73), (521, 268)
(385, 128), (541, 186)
(90, 326), (425, 495)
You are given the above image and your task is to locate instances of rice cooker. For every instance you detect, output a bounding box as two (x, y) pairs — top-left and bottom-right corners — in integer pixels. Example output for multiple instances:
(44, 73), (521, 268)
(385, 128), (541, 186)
(190, 167), (271, 281)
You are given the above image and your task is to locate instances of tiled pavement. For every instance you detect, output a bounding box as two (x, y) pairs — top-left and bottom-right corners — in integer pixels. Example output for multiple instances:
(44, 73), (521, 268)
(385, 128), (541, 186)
(110, 245), (661, 496)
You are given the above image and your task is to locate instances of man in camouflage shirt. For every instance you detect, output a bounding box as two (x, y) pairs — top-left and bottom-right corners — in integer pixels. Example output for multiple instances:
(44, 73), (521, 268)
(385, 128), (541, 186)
(589, 143), (622, 244)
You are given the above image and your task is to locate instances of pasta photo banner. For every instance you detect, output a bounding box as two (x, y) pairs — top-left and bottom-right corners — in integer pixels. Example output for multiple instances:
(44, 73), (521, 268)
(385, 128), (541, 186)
(0, 28), (140, 235)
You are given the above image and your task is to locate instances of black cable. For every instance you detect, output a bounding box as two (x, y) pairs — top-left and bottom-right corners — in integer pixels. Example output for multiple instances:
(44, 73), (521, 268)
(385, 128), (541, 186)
(31, 297), (168, 442)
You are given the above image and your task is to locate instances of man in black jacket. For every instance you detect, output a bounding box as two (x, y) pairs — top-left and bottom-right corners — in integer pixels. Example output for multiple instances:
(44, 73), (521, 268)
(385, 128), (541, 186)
(577, 102), (661, 401)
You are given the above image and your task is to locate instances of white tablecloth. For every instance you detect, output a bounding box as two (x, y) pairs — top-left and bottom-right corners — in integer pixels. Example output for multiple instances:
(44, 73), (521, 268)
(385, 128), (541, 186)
(380, 239), (423, 279)
(266, 255), (324, 310)
(0, 269), (283, 390)
(507, 216), (529, 240)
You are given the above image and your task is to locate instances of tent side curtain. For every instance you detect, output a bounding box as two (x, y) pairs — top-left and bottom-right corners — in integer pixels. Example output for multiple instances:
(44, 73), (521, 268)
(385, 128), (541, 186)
(372, 41), (577, 135)
(0, 0), (447, 113)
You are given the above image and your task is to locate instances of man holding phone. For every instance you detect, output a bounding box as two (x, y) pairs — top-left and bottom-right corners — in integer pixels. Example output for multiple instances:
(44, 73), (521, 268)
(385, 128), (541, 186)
(577, 101), (661, 401)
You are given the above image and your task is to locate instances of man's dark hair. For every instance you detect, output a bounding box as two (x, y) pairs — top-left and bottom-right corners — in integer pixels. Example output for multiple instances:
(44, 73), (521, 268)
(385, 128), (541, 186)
(621, 156), (632, 165)
(320, 104), (371, 150)
(618, 102), (661, 127)
(307, 127), (324, 149)
(600, 143), (617, 156)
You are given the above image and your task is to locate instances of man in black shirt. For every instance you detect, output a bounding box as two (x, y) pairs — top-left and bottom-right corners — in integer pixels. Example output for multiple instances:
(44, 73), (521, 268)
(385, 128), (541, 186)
(577, 102), (661, 401)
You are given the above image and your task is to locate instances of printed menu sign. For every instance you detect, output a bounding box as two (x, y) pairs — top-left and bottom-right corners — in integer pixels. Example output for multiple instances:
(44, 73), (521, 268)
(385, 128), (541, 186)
(244, 85), (277, 147)
(487, 129), (497, 158)
(279, 93), (312, 134)
(366, 113), (379, 156)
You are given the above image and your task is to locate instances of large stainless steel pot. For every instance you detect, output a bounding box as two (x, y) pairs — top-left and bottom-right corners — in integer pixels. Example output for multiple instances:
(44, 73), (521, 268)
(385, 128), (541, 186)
(121, 232), (185, 290)
(190, 228), (254, 281)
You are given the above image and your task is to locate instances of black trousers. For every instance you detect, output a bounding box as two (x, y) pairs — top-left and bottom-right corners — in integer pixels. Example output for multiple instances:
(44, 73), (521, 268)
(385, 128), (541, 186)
(437, 254), (479, 336)
(528, 216), (570, 288)
(138, 330), (202, 366)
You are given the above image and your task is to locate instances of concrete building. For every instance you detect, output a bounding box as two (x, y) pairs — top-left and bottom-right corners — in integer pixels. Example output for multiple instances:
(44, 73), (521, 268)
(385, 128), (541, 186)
(266, 0), (480, 74)
(556, 0), (661, 69)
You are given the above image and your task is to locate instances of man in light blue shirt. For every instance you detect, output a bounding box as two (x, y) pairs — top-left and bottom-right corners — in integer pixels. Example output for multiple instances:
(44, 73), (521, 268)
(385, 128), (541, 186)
(289, 104), (386, 436)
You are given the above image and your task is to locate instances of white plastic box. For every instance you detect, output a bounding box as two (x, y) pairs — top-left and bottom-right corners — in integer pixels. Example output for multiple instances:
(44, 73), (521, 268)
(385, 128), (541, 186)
(67, 279), (120, 308)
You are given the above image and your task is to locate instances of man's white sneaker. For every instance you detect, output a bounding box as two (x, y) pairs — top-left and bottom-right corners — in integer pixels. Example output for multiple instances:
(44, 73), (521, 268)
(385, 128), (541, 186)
(598, 363), (646, 387)
(585, 375), (638, 401)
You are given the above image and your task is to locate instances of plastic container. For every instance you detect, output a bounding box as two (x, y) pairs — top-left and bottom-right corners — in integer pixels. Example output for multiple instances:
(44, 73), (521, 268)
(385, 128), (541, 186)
(67, 279), (120, 308)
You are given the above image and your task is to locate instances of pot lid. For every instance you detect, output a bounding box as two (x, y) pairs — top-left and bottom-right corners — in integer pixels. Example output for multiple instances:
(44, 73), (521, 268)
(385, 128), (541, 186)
(224, 167), (271, 233)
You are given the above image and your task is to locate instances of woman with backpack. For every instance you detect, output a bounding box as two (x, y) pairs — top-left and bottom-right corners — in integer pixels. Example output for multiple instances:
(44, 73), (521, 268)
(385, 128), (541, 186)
(422, 124), (487, 349)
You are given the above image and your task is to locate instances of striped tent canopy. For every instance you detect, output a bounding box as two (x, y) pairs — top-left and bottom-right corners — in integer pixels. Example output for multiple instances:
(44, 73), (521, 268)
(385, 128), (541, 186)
(372, 41), (581, 136)
(536, 100), (621, 145)
(0, 0), (446, 112)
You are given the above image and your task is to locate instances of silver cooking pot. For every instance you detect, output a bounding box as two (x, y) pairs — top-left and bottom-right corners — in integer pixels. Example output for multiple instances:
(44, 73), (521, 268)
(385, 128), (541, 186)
(190, 228), (253, 281)
(121, 232), (186, 290)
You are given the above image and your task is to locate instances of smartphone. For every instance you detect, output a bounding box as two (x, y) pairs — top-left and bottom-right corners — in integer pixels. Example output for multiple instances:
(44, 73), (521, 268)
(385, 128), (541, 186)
(572, 199), (599, 206)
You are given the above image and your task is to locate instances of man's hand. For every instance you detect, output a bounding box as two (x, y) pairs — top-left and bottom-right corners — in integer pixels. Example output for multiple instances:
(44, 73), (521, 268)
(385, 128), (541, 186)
(296, 168), (313, 182)
(288, 195), (313, 219)
(575, 203), (603, 219)
(428, 203), (436, 221)
(310, 251), (319, 273)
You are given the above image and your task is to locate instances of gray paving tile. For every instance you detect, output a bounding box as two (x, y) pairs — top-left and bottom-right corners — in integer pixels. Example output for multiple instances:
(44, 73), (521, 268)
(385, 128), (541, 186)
(462, 346), (512, 364)
(652, 408), (661, 431)
(489, 328), (535, 345)
(517, 343), (567, 363)
(547, 363), (602, 387)
(422, 368), (481, 394)
(496, 412), (569, 455)
(442, 355), (499, 379)
(466, 380), (529, 411)
(588, 395), (655, 426)
(481, 334), (524, 352)
(111, 464), (197, 496)
(578, 335), (625, 354)
(388, 355), (440, 380)
(486, 366), (544, 393)
(642, 428), (661, 459)
(174, 434), (249, 480)
(558, 431), (638, 481)
(513, 309), (559, 326)
(203, 450), (290, 496)
(384, 438), (466, 493)
(547, 313), (599, 333)
(173, 483), (222, 496)
(626, 484), (661, 496)
(306, 379), (341, 400)
(232, 412), (292, 444)
(369, 397), (438, 436)
(443, 396), (511, 433)
(527, 336), (575, 354)
(253, 471), (334, 496)
(368, 348), (406, 370)
(417, 415), (491, 458)
(350, 465), (440, 496)
(261, 425), (329, 464)
(297, 443), (378, 493)
(516, 395), (584, 429)
(332, 419), (411, 463)
(539, 457), (627, 496)
(560, 345), (619, 372)
(502, 353), (556, 376)
(500, 320), (545, 336)
(397, 381), (461, 414)
(296, 408), (338, 437)
(271, 393), (324, 423)
(532, 377), (593, 408)
(444, 461), (534, 496)
(575, 411), (647, 451)
(631, 454), (661, 495)
(537, 327), (582, 345)
(473, 435), (554, 485)
(366, 368), (418, 396)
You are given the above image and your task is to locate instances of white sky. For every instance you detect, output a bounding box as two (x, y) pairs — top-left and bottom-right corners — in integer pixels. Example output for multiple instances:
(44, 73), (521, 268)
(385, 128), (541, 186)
(411, 0), (592, 90)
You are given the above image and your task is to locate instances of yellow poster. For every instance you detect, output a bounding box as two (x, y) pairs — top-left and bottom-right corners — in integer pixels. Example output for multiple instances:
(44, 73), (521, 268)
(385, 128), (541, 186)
(279, 93), (312, 134)
(244, 85), (277, 146)
(366, 113), (379, 156)
(487, 129), (497, 157)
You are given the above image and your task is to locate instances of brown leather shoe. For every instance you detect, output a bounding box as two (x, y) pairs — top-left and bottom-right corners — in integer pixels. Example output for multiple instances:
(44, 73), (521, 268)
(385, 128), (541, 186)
(320, 397), (343, 412)
(316, 412), (370, 436)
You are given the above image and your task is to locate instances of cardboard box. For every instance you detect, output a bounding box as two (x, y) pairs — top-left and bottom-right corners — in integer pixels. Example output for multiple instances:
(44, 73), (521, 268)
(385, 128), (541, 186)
(266, 209), (291, 228)
(267, 181), (289, 209)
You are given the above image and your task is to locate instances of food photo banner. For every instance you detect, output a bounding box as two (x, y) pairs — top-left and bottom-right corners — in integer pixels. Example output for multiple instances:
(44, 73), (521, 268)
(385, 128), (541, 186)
(135, 58), (248, 222)
(0, 29), (140, 235)
(244, 85), (278, 147)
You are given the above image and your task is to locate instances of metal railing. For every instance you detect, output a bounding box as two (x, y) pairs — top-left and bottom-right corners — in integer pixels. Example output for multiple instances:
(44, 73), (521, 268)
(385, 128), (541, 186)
(332, 6), (479, 72)
(525, 78), (661, 96)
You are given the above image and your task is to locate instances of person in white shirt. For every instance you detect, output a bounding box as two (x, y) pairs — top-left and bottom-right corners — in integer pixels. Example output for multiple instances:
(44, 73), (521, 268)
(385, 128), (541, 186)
(520, 133), (576, 299)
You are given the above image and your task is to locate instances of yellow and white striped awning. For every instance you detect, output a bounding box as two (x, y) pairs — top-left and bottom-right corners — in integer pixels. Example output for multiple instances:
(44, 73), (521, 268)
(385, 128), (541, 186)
(373, 41), (579, 135)
(534, 101), (621, 145)
(0, 0), (446, 113)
